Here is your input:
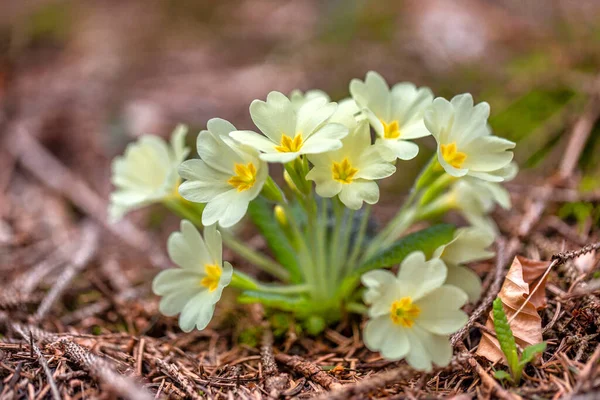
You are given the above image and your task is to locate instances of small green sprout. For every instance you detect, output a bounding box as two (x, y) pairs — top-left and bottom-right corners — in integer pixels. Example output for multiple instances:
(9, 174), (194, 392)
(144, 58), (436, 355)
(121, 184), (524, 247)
(492, 297), (546, 384)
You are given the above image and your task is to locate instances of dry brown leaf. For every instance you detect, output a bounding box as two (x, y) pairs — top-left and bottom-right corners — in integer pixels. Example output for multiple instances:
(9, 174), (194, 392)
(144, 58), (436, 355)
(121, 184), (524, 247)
(476, 256), (549, 363)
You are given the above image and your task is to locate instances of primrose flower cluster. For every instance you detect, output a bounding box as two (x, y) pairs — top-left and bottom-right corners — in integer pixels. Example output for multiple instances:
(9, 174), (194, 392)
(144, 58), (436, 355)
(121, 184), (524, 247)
(109, 71), (516, 371)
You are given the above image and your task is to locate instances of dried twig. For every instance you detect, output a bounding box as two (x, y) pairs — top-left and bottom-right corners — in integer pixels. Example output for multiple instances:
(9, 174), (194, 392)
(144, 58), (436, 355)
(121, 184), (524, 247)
(458, 344), (517, 400)
(56, 339), (153, 400)
(12, 325), (61, 400)
(275, 353), (341, 390)
(154, 358), (204, 399)
(261, 326), (288, 397)
(573, 343), (600, 393)
(312, 365), (421, 400)
(34, 222), (99, 321)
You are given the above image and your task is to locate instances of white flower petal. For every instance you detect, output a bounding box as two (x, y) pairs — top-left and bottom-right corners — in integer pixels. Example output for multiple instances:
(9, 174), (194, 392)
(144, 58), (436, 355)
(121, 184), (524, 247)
(249, 91), (296, 142)
(439, 227), (495, 265)
(314, 179), (343, 198)
(178, 290), (216, 332)
(152, 269), (199, 295)
(167, 220), (211, 271)
(398, 120), (431, 140)
(397, 253), (447, 300)
(203, 224), (222, 266)
(339, 180), (379, 210)
(229, 130), (277, 154)
(296, 97), (337, 138)
(350, 71), (391, 121)
(299, 123), (347, 154)
(259, 152), (300, 163)
(424, 97), (454, 144)
(445, 265), (483, 303)
(416, 286), (468, 334)
(158, 287), (200, 317)
(404, 327), (434, 371)
(202, 190), (252, 228)
(381, 139), (420, 161)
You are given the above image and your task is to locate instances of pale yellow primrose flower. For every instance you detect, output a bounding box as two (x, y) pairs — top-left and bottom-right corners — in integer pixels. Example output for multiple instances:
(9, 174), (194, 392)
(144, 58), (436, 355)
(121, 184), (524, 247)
(449, 180), (499, 237)
(432, 227), (495, 303)
(350, 71), (434, 161)
(230, 91), (348, 163)
(178, 118), (268, 228)
(306, 120), (395, 209)
(109, 125), (189, 222)
(362, 252), (468, 371)
(290, 89), (330, 111)
(152, 221), (233, 332)
(424, 94), (515, 181)
(448, 161), (518, 236)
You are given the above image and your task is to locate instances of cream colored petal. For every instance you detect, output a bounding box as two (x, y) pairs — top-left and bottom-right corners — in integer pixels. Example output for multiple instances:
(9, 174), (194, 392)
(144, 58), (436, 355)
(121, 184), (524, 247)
(415, 286), (468, 334)
(249, 91), (296, 142)
(397, 253), (447, 300)
(296, 97), (337, 137)
(339, 180), (379, 210)
(178, 290), (216, 332)
(445, 265), (483, 303)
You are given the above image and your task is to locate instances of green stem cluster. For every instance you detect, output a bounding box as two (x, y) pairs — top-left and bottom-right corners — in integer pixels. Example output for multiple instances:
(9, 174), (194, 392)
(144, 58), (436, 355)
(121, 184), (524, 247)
(163, 153), (463, 331)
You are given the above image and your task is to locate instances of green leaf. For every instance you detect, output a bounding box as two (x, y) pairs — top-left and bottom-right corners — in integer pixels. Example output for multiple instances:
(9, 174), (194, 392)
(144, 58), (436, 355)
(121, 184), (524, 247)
(237, 291), (311, 313)
(248, 199), (302, 282)
(519, 342), (547, 367)
(492, 297), (520, 379)
(494, 370), (513, 382)
(336, 224), (455, 298)
(358, 224), (455, 272)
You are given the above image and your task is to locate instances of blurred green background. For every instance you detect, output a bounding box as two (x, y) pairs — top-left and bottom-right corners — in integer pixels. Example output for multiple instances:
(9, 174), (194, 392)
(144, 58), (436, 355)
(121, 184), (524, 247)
(1, 0), (599, 196)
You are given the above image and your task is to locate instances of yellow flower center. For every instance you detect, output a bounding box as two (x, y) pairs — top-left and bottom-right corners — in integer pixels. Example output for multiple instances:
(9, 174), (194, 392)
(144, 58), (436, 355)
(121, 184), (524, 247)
(227, 162), (257, 192)
(200, 264), (222, 292)
(390, 297), (421, 327)
(332, 158), (358, 184)
(274, 134), (303, 153)
(440, 142), (467, 169)
(381, 119), (401, 139)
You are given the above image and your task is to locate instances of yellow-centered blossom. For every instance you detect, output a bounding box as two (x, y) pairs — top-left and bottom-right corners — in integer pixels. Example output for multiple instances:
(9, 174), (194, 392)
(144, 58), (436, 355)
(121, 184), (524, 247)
(350, 71), (434, 161)
(230, 91), (347, 163)
(307, 120), (395, 210)
(109, 125), (189, 222)
(153, 222), (233, 332)
(425, 93), (515, 180)
(362, 252), (468, 371)
(179, 118), (268, 228)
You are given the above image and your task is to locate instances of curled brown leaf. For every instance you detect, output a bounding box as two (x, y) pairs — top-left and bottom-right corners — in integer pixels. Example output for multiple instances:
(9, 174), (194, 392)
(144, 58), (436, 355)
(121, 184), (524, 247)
(476, 256), (549, 363)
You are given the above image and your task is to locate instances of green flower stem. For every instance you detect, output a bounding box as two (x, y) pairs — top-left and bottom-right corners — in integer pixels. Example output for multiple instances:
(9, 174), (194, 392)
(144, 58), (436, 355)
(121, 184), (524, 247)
(162, 197), (204, 227)
(364, 155), (440, 257)
(345, 302), (368, 315)
(281, 201), (320, 298)
(336, 208), (355, 281)
(316, 197), (330, 293)
(231, 270), (310, 294)
(328, 198), (344, 284)
(414, 194), (454, 221)
(345, 205), (371, 274)
(419, 173), (455, 207)
(284, 157), (311, 195)
(364, 206), (417, 259)
(415, 155), (443, 191)
(305, 192), (328, 299)
(261, 176), (285, 203)
(219, 230), (290, 282)
(163, 196), (290, 282)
